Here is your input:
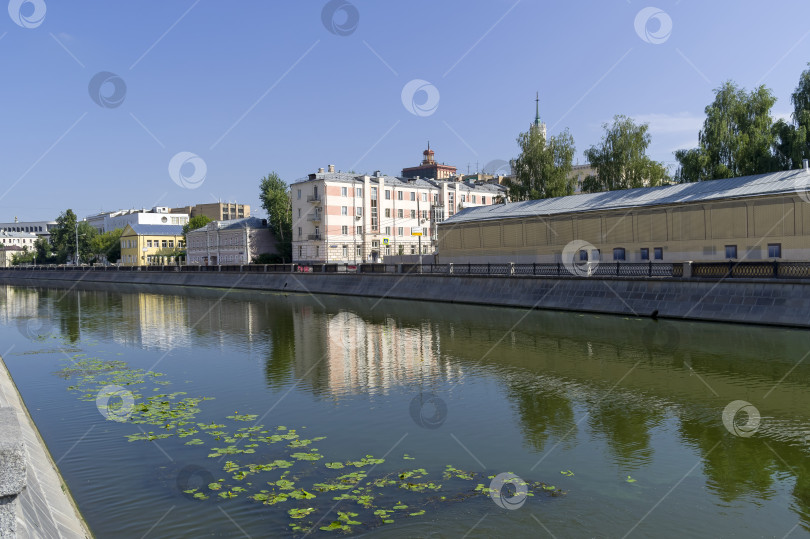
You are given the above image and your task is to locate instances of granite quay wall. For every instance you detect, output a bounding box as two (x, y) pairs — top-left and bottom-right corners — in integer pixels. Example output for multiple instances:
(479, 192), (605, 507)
(0, 356), (91, 538)
(2, 268), (810, 328)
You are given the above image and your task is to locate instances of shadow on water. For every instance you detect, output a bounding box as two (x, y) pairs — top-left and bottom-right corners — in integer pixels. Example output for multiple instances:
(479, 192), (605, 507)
(3, 280), (810, 532)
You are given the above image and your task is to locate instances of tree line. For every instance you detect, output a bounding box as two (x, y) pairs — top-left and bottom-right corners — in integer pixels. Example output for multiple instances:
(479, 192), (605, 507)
(506, 63), (810, 201)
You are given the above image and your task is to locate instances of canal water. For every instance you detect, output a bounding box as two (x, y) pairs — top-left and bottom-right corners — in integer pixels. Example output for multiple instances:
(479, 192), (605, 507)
(1, 281), (809, 538)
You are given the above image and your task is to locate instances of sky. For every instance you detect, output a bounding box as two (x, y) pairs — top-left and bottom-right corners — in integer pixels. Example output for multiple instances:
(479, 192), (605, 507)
(2, 0), (810, 223)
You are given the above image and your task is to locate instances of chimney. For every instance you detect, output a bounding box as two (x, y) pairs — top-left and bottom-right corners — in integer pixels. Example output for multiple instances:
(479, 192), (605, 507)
(318, 167), (324, 173)
(373, 170), (381, 177)
(804, 159), (809, 170)
(328, 164), (335, 173)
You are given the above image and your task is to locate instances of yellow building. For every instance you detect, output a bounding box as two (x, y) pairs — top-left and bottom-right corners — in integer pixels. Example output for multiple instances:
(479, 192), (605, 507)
(120, 224), (185, 266)
(438, 167), (810, 263)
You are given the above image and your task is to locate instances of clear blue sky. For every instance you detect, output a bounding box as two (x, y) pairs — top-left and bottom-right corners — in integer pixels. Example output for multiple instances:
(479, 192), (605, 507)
(2, 0), (809, 222)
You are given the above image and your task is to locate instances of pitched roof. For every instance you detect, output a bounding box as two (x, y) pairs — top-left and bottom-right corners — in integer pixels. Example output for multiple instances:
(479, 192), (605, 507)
(444, 168), (810, 224)
(125, 224), (184, 236)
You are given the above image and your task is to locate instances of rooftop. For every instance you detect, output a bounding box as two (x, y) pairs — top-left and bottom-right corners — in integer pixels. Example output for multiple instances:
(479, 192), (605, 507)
(294, 171), (506, 193)
(444, 168), (810, 224)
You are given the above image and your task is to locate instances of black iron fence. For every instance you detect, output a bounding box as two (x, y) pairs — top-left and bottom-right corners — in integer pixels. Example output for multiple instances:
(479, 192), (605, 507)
(5, 260), (810, 280)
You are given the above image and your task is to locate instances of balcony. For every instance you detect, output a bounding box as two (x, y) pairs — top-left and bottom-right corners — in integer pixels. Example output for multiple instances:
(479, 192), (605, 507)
(306, 194), (321, 203)
(307, 213), (322, 222)
(307, 234), (322, 241)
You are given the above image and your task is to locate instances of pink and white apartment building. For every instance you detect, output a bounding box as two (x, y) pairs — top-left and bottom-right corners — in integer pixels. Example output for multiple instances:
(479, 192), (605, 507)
(291, 165), (506, 263)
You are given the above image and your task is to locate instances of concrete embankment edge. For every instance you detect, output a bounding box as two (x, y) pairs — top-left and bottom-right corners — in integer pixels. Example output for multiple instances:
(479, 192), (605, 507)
(0, 355), (92, 538)
(3, 269), (810, 328)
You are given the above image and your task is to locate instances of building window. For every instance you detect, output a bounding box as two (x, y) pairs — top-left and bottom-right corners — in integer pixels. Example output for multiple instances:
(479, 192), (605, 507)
(342, 245), (347, 257)
(356, 207), (362, 217)
(162, 240), (168, 248)
(298, 208), (301, 217)
(410, 192), (415, 201)
(315, 246), (319, 258)
(147, 240), (153, 247)
(422, 210), (428, 220)
(168, 240), (174, 248)
(385, 245), (391, 256)
(461, 195), (466, 203)
(768, 243), (782, 258)
(385, 190), (390, 200)
(314, 226), (320, 237)
(384, 226), (391, 235)
(398, 227), (403, 236)
(579, 250), (588, 262)
(410, 245), (416, 254)
(613, 248), (626, 261)
(397, 209), (403, 218)
(356, 245), (362, 257)
(298, 227), (302, 238)
(397, 191), (403, 200)
(341, 187), (347, 197)
(372, 240), (379, 248)
(422, 193), (427, 202)
(356, 225), (362, 235)
(410, 210), (416, 219)
(725, 245), (737, 259)
(341, 206), (348, 215)
(640, 248), (649, 261)
(482, 196), (487, 204)
(342, 225), (348, 235)
(298, 245), (302, 258)
(385, 208), (391, 218)
(297, 189), (301, 199)
(356, 187), (362, 197)
(654, 247), (663, 260)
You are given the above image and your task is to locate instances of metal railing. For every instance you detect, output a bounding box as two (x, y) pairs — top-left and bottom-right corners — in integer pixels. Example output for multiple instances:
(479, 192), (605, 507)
(5, 260), (810, 280)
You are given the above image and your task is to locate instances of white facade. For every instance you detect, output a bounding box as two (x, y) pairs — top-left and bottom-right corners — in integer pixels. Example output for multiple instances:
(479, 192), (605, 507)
(0, 230), (38, 249)
(291, 168), (506, 263)
(85, 207), (189, 234)
(0, 221), (56, 240)
(186, 217), (276, 266)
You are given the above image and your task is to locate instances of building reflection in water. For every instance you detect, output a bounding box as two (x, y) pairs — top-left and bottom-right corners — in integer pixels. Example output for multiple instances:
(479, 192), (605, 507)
(4, 282), (810, 529)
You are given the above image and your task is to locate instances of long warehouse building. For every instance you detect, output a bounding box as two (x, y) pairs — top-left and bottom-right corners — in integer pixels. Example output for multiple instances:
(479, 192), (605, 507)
(437, 165), (810, 263)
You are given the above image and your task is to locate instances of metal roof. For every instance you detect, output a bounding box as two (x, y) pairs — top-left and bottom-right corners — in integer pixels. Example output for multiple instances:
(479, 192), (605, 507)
(443, 168), (810, 224)
(214, 217), (266, 230)
(126, 224), (184, 236)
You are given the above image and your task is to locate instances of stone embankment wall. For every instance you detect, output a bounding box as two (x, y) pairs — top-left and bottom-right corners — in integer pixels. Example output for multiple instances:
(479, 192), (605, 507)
(2, 269), (810, 328)
(0, 357), (91, 538)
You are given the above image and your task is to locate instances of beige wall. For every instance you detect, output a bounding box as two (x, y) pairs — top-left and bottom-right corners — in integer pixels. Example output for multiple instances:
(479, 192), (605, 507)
(438, 194), (810, 263)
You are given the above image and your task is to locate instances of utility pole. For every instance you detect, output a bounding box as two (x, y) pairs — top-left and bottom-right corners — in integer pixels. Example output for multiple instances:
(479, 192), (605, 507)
(74, 221), (79, 265)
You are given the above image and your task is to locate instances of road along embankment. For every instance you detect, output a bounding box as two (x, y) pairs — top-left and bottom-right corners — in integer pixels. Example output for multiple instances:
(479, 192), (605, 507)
(2, 268), (810, 328)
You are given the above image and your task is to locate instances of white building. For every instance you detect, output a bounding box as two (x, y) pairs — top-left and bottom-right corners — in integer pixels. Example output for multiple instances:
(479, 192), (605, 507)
(186, 217), (277, 266)
(0, 220), (57, 242)
(85, 207), (189, 234)
(291, 165), (506, 263)
(0, 230), (38, 250)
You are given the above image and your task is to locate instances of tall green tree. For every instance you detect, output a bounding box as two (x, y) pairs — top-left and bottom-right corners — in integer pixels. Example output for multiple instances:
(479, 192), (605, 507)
(774, 64), (810, 169)
(259, 172), (292, 262)
(49, 210), (97, 263)
(506, 128), (576, 200)
(675, 81), (778, 182)
(583, 115), (669, 192)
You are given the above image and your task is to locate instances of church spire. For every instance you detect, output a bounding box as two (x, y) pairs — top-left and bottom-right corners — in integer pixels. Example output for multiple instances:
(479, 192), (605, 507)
(534, 91), (540, 127)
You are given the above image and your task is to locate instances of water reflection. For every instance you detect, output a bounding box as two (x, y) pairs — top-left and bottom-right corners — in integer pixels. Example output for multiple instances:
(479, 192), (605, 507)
(3, 282), (810, 532)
